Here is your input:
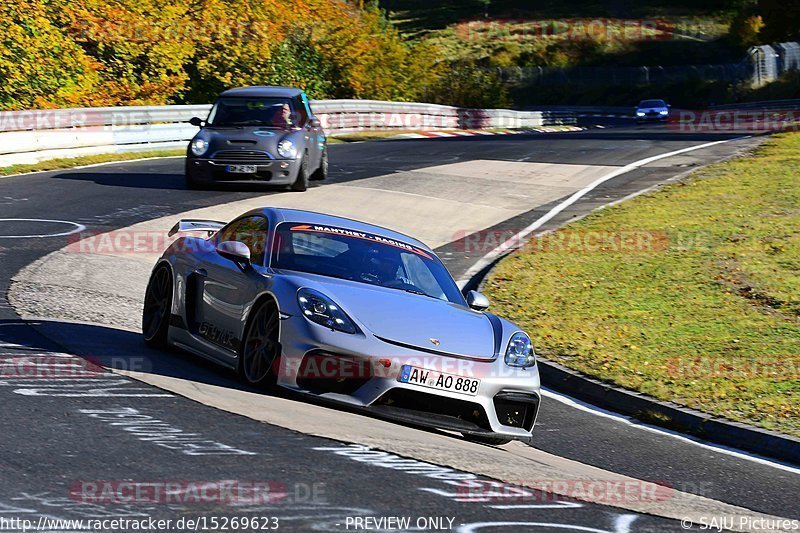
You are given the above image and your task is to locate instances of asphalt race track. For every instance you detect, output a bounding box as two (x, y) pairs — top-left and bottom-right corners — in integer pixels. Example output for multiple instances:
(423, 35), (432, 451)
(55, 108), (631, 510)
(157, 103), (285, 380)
(1, 125), (798, 532)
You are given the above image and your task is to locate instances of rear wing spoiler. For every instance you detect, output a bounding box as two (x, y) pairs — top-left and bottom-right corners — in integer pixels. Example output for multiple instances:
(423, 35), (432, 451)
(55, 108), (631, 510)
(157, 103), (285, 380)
(168, 219), (226, 238)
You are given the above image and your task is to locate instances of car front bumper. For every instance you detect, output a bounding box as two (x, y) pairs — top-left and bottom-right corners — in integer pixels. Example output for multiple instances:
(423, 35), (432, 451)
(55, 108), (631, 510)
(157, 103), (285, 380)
(636, 113), (669, 122)
(276, 315), (542, 441)
(186, 157), (301, 185)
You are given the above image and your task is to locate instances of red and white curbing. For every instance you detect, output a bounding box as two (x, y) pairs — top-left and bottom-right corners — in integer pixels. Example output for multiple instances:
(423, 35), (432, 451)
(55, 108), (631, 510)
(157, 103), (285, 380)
(394, 126), (584, 139)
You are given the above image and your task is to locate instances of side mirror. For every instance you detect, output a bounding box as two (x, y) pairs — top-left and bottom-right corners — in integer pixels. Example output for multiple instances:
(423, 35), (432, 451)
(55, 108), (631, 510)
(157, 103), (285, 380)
(466, 290), (490, 311)
(308, 117), (321, 128)
(189, 117), (204, 127)
(216, 241), (250, 266)
(666, 104), (671, 108)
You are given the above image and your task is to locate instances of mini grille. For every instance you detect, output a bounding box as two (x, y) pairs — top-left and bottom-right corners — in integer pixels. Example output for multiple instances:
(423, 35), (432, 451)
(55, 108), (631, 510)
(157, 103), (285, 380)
(211, 150), (274, 161)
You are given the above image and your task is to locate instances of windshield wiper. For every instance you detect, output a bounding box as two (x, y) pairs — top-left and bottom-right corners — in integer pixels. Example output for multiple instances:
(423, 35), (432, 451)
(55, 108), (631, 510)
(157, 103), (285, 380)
(392, 287), (438, 300)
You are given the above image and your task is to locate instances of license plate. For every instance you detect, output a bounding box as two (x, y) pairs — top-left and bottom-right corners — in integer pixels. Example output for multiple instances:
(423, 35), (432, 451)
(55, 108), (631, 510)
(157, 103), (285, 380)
(398, 365), (480, 396)
(226, 164), (257, 174)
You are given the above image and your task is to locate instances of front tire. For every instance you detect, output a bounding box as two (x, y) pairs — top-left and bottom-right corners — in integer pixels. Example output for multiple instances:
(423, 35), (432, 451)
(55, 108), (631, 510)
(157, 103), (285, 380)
(142, 265), (173, 348)
(185, 170), (205, 190)
(290, 155), (309, 192)
(238, 299), (281, 386)
(310, 150), (328, 181)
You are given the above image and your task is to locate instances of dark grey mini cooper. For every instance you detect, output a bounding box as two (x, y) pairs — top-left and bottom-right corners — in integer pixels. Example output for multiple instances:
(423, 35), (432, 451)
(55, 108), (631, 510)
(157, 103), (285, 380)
(186, 86), (327, 192)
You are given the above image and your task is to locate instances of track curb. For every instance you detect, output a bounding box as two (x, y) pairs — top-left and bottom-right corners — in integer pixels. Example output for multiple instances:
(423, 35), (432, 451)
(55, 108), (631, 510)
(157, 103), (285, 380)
(534, 358), (800, 465)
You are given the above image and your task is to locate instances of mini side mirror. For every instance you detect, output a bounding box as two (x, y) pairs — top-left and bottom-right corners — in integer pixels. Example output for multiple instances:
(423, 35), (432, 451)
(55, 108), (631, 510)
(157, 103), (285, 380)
(466, 290), (490, 311)
(216, 241), (250, 266)
(189, 117), (204, 127)
(308, 117), (321, 128)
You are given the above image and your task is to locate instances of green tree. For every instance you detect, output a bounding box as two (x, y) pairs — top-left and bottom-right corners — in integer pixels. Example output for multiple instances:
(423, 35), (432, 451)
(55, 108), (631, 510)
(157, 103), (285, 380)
(422, 62), (509, 108)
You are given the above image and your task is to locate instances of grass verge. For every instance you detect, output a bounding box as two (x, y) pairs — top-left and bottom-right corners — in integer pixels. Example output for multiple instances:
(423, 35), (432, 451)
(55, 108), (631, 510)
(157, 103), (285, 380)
(329, 131), (423, 143)
(0, 149), (185, 177)
(484, 132), (800, 437)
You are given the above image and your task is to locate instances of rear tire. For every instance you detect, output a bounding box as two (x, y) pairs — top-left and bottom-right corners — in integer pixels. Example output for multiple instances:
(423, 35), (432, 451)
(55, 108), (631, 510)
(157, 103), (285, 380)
(142, 265), (173, 348)
(462, 433), (512, 446)
(310, 150), (328, 181)
(238, 299), (281, 387)
(290, 155), (309, 192)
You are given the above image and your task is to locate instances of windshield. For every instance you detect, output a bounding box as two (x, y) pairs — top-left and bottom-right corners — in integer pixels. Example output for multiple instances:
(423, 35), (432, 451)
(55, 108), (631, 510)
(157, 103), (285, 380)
(271, 223), (466, 305)
(207, 97), (299, 128)
(638, 100), (666, 108)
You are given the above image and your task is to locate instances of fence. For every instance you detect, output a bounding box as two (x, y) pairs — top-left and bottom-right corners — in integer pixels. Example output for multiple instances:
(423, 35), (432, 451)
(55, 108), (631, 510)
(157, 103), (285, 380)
(749, 41), (800, 87)
(0, 100), (572, 167)
(710, 98), (800, 111)
(502, 63), (754, 88)
(504, 40), (800, 89)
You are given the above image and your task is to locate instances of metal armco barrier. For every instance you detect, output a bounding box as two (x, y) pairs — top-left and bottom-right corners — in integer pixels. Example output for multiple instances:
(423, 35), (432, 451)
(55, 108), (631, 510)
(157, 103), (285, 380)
(0, 100), (575, 166)
(710, 99), (800, 111)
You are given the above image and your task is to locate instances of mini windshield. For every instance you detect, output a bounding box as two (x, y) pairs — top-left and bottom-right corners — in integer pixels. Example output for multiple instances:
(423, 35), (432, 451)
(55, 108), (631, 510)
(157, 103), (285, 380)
(638, 100), (666, 108)
(271, 223), (466, 305)
(207, 97), (299, 129)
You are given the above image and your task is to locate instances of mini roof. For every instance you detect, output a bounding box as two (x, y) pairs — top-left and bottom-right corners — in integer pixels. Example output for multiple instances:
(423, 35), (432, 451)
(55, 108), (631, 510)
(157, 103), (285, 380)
(218, 86), (304, 99)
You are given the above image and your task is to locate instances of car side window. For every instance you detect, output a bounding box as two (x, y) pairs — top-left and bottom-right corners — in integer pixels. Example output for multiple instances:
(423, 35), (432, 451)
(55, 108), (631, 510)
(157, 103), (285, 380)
(294, 96), (310, 125)
(217, 216), (269, 266)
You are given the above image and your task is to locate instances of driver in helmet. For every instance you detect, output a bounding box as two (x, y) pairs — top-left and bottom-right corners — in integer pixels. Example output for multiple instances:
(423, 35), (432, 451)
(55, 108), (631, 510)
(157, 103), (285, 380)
(361, 247), (405, 285)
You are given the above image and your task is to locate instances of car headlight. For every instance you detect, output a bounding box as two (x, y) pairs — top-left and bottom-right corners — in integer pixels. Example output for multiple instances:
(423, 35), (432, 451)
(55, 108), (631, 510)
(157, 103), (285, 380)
(659, 109), (669, 115)
(636, 111), (645, 117)
(191, 138), (208, 157)
(277, 139), (298, 159)
(505, 332), (536, 368)
(297, 288), (357, 334)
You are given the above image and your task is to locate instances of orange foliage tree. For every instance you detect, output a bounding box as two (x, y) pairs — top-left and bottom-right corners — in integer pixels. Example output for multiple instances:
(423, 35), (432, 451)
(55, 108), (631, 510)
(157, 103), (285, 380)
(2, 0), (445, 109)
(0, 0), (99, 110)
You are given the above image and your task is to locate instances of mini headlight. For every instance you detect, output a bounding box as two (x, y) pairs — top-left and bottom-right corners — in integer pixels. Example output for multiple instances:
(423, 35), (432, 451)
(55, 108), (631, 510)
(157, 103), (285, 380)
(636, 111), (645, 117)
(505, 332), (536, 368)
(297, 288), (357, 334)
(277, 139), (298, 159)
(659, 109), (668, 115)
(191, 138), (208, 157)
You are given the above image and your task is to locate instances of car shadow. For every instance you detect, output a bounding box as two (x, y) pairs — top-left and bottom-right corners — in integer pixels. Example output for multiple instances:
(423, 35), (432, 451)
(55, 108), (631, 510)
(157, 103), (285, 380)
(49, 171), (306, 194)
(0, 318), (473, 443)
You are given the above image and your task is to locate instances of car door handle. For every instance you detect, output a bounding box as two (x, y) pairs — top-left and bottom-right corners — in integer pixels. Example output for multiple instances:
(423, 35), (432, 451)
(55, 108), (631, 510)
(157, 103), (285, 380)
(194, 268), (207, 277)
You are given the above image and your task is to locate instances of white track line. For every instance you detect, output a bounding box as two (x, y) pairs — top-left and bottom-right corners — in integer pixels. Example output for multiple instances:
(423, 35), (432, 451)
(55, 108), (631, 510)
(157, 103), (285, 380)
(0, 155), (185, 180)
(0, 219), (86, 239)
(542, 388), (800, 475)
(457, 136), (751, 286)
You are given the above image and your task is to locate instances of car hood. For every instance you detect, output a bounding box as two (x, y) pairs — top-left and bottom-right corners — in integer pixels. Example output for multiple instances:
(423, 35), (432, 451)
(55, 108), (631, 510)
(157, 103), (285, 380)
(283, 272), (498, 360)
(197, 127), (298, 158)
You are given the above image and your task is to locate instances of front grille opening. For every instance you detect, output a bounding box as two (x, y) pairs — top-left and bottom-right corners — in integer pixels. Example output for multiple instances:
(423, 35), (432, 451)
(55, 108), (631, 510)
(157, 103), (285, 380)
(211, 150), (274, 161)
(211, 168), (272, 181)
(375, 389), (491, 431)
(296, 351), (372, 395)
(493, 393), (539, 431)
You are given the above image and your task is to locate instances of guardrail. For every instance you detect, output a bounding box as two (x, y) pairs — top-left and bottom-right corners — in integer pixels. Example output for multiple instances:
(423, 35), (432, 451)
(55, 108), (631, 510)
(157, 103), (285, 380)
(710, 99), (800, 111)
(0, 100), (577, 167)
(524, 105), (633, 115)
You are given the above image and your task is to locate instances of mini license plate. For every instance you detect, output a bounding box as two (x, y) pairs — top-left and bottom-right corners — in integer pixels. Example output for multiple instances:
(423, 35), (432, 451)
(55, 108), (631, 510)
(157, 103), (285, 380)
(226, 164), (257, 174)
(398, 365), (480, 396)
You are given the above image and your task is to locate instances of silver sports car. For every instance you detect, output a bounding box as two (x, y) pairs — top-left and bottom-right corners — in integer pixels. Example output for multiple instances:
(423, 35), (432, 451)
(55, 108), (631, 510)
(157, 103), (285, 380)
(143, 208), (541, 444)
